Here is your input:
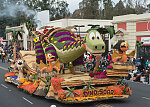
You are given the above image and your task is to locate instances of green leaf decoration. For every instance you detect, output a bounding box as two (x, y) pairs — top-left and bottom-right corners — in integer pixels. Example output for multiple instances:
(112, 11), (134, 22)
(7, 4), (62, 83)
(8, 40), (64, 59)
(71, 93), (74, 98)
(74, 91), (79, 96)
(63, 91), (70, 93)
(66, 92), (71, 98)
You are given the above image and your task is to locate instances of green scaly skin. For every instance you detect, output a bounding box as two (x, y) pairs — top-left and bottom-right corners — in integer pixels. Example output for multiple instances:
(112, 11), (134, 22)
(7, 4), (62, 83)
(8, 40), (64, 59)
(47, 30), (105, 63)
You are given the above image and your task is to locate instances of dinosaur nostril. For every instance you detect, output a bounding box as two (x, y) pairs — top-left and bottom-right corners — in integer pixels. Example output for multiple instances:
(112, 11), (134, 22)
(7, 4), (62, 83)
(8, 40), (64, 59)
(95, 46), (97, 49)
(102, 46), (104, 49)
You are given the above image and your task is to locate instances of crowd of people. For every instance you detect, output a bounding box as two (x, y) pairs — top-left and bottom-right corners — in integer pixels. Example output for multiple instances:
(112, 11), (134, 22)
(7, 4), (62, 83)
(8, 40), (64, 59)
(84, 52), (112, 72)
(128, 56), (150, 83)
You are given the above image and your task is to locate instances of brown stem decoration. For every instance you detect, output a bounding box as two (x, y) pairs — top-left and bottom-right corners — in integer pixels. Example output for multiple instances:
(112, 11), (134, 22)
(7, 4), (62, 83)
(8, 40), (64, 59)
(93, 55), (101, 73)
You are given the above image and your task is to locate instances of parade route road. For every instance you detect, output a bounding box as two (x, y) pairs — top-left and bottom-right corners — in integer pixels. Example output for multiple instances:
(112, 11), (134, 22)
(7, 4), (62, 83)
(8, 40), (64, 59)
(0, 63), (150, 107)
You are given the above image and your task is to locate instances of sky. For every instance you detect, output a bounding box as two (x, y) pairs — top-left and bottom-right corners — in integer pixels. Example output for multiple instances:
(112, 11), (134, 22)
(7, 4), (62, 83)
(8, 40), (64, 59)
(66, 0), (150, 13)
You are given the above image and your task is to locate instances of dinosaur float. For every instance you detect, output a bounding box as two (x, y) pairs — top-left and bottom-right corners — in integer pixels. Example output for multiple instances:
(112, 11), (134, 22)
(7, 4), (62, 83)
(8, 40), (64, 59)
(4, 26), (133, 103)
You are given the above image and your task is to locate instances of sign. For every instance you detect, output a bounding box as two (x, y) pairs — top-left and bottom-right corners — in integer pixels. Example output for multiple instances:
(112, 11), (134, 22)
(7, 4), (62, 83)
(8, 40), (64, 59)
(82, 88), (114, 97)
(0, 37), (3, 43)
(141, 37), (150, 44)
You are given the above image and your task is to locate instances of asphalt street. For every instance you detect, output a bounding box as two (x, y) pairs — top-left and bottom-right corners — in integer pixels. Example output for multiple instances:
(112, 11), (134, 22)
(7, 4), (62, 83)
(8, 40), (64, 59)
(0, 62), (150, 107)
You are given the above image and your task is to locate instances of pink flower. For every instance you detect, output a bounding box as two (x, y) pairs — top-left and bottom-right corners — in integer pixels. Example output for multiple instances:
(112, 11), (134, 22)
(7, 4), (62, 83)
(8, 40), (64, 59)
(94, 74), (107, 78)
(109, 61), (113, 63)
(101, 70), (106, 75)
(107, 65), (113, 69)
(93, 72), (101, 75)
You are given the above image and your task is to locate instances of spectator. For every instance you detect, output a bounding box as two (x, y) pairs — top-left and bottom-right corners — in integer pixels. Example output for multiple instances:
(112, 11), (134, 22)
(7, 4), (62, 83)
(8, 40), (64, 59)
(145, 70), (149, 83)
(107, 53), (112, 61)
(140, 56), (145, 70)
(1, 51), (4, 63)
(145, 60), (149, 70)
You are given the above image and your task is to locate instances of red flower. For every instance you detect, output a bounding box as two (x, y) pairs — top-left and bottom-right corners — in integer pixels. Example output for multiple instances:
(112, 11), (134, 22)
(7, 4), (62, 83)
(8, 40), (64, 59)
(89, 73), (94, 77)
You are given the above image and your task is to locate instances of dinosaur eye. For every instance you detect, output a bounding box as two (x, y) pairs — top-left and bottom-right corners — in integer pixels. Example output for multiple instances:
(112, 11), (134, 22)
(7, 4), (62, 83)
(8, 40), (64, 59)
(96, 32), (101, 40)
(89, 32), (95, 40)
(48, 54), (51, 57)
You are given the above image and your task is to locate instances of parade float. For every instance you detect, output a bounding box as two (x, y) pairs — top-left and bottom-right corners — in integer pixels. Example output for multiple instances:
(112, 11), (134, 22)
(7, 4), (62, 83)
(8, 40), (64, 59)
(5, 26), (134, 103)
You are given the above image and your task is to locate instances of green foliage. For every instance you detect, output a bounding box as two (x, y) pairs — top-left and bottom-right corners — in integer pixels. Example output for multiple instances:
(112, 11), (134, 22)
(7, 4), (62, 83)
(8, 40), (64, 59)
(5, 29), (25, 43)
(87, 25), (115, 38)
(83, 79), (95, 90)
(63, 87), (79, 98)
(72, 0), (148, 20)
(136, 40), (143, 47)
(30, 74), (39, 82)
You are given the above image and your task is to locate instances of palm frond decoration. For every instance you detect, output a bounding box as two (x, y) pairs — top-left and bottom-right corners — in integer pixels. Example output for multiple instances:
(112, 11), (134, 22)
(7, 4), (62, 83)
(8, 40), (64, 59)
(63, 87), (79, 98)
(83, 79), (95, 90)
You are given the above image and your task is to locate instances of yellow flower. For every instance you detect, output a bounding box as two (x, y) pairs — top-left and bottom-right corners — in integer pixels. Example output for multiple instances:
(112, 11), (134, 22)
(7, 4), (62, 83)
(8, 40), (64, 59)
(51, 38), (53, 40)
(62, 41), (65, 43)
(68, 45), (70, 48)
(54, 41), (57, 43)
(78, 41), (80, 43)
(64, 46), (66, 49)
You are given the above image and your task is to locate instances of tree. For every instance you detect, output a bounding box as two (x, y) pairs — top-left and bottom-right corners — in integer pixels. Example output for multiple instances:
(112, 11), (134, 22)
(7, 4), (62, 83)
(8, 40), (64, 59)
(103, 0), (114, 19)
(113, 0), (126, 16)
(25, 19), (36, 50)
(5, 29), (25, 60)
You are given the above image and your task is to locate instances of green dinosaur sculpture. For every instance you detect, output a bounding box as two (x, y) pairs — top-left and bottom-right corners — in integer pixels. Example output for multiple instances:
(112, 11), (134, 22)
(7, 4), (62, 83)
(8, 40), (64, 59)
(33, 27), (106, 69)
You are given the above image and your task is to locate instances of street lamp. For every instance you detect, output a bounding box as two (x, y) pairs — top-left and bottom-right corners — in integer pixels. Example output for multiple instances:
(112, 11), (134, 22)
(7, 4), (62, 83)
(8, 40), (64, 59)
(74, 25), (85, 36)
(88, 24), (100, 28)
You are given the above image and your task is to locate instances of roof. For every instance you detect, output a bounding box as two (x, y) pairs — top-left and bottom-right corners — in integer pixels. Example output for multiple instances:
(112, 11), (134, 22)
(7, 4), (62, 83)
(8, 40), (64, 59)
(113, 40), (125, 49)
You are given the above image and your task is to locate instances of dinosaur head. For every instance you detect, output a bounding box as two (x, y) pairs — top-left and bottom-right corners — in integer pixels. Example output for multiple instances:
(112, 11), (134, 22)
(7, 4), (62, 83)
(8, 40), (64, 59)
(34, 37), (39, 43)
(120, 42), (128, 52)
(46, 53), (55, 62)
(84, 30), (105, 55)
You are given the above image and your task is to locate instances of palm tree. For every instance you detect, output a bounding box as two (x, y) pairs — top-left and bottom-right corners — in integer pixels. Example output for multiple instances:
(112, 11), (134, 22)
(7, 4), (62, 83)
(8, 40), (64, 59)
(25, 19), (36, 51)
(5, 29), (25, 60)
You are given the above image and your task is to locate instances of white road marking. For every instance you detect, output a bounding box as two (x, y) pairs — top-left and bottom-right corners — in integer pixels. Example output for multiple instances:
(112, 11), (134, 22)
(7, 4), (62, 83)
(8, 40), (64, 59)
(142, 97), (150, 100)
(1, 84), (8, 88)
(9, 90), (11, 91)
(50, 105), (56, 107)
(22, 97), (33, 104)
(0, 66), (8, 71)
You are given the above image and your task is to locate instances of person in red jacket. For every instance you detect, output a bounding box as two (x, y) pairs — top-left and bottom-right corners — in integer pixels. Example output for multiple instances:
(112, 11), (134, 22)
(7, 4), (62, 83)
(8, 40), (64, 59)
(107, 53), (112, 61)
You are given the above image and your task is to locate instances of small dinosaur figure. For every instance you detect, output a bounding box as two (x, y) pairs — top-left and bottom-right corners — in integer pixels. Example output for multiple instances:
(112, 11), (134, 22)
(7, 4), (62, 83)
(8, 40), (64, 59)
(39, 53), (60, 73)
(112, 41), (135, 63)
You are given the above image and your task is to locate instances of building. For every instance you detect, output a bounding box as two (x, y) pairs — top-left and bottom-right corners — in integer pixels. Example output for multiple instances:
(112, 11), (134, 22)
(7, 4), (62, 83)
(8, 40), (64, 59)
(48, 18), (112, 39)
(6, 24), (29, 50)
(112, 13), (150, 59)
